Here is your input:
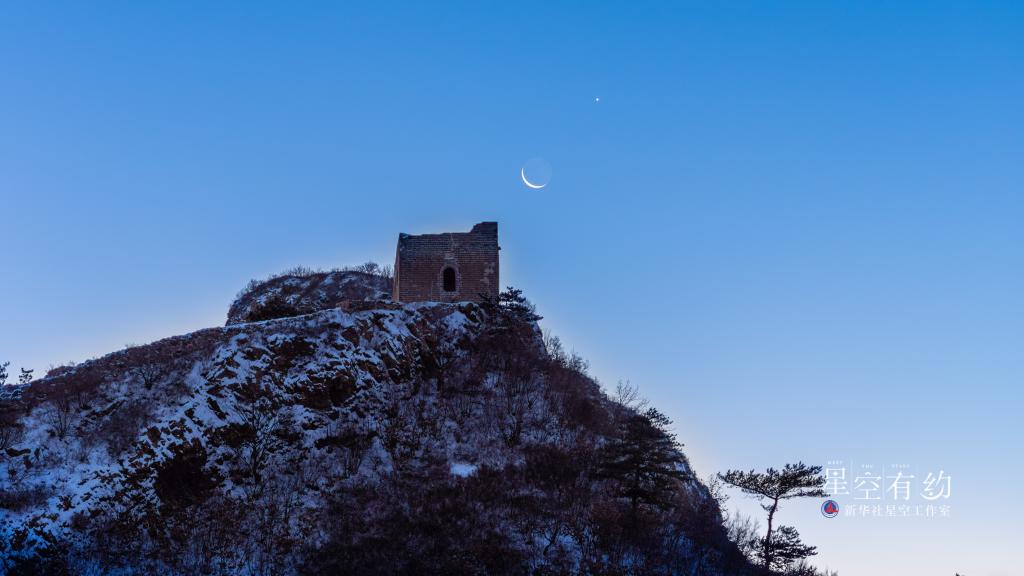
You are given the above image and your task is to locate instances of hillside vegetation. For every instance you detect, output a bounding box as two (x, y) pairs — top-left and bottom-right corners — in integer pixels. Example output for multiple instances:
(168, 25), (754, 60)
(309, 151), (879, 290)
(0, 276), (826, 575)
(226, 264), (392, 326)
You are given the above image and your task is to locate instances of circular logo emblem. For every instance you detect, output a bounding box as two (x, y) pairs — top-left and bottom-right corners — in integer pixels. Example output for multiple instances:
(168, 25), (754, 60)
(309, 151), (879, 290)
(821, 499), (839, 518)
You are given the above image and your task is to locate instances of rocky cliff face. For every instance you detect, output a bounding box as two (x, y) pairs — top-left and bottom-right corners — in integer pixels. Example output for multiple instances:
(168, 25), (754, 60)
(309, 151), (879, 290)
(0, 290), (751, 575)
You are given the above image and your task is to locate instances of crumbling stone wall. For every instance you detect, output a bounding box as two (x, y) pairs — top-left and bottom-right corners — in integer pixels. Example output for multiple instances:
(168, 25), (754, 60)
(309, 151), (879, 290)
(393, 222), (499, 303)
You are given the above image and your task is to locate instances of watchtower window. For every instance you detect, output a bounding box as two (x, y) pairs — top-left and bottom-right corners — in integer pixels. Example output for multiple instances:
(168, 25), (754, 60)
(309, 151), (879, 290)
(442, 267), (457, 292)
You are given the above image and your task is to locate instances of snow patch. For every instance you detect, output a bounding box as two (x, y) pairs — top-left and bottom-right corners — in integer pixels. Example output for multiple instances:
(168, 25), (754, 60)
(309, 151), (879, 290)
(450, 461), (478, 477)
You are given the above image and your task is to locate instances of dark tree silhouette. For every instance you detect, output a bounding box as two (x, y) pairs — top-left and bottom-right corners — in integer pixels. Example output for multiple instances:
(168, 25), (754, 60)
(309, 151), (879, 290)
(46, 390), (74, 440)
(130, 364), (163, 390)
(0, 404), (19, 453)
(718, 462), (826, 571)
(245, 294), (301, 323)
(762, 525), (818, 572)
(0, 362), (17, 452)
(597, 407), (690, 519)
(479, 287), (542, 329)
(476, 287), (545, 448)
(154, 441), (217, 511)
(18, 368), (33, 385)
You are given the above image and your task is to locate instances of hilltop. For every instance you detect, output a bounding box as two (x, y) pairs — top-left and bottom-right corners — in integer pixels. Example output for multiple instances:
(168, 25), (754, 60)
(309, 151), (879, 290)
(0, 272), (757, 575)
(226, 264), (392, 326)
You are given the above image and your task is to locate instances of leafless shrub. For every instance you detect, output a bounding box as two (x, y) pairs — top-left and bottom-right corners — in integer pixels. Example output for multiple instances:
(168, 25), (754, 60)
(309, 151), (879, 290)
(234, 262), (394, 304)
(46, 393), (74, 440)
(724, 510), (761, 562)
(440, 385), (477, 430)
(340, 433), (373, 477)
(101, 400), (151, 456)
(543, 331), (589, 375)
(235, 409), (280, 492)
(226, 377), (293, 499)
(130, 364), (163, 390)
(0, 407), (21, 454)
(704, 472), (728, 510)
(612, 380), (649, 412)
(379, 390), (426, 472)
(45, 363), (77, 379)
(0, 483), (51, 512)
(486, 365), (541, 449)
(316, 420), (374, 477)
(244, 295), (301, 323)
(787, 560), (840, 576)
(239, 467), (308, 575)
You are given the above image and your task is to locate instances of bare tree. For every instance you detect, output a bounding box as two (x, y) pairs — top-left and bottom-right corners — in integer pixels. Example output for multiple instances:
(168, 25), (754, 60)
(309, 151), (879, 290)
(542, 329), (565, 362)
(613, 380), (649, 411)
(46, 391), (75, 440)
(235, 403), (280, 493)
(228, 375), (290, 498)
(724, 511), (761, 561)
(130, 364), (163, 390)
(487, 353), (540, 448)
(346, 260), (393, 280)
(0, 407), (20, 453)
(0, 363), (18, 452)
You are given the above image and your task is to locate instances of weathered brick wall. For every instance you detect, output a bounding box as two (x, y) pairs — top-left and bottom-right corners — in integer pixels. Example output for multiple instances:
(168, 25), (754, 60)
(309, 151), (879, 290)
(393, 222), (499, 303)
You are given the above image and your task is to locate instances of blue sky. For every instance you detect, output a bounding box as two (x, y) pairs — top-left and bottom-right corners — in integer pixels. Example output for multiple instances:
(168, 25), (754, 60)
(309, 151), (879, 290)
(1, 2), (1021, 573)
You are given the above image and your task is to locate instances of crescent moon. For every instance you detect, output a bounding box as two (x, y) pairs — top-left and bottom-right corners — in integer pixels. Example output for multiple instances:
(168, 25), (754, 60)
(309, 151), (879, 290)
(521, 167), (546, 189)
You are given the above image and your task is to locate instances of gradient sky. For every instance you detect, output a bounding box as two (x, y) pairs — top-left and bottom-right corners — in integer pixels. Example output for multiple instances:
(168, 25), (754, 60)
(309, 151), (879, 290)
(1, 2), (1021, 574)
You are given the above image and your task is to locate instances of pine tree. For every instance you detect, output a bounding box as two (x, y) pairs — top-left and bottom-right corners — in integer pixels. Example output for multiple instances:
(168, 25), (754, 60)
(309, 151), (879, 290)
(597, 407), (690, 519)
(0, 361), (9, 386)
(476, 287), (544, 448)
(761, 525), (817, 572)
(18, 368), (33, 385)
(479, 287), (542, 330)
(718, 462), (826, 572)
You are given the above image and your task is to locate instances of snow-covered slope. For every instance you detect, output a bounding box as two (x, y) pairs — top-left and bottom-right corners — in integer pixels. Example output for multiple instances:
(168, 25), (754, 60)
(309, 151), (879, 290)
(0, 298), (751, 575)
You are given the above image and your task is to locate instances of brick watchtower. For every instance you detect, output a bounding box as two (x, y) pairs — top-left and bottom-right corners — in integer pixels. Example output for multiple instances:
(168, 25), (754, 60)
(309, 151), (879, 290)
(393, 222), (499, 303)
